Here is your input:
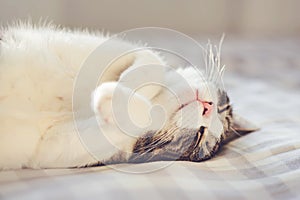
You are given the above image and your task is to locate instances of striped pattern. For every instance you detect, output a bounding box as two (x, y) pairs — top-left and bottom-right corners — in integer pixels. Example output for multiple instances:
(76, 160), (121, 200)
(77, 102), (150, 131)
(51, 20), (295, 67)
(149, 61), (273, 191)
(217, 90), (233, 131)
(127, 91), (234, 164)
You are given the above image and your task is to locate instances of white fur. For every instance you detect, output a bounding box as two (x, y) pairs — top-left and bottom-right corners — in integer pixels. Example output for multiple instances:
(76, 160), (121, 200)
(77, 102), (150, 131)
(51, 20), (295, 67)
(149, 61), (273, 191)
(0, 24), (223, 169)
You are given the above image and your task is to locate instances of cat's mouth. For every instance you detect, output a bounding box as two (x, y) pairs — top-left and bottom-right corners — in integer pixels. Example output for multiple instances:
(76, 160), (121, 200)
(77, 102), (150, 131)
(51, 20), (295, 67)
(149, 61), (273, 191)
(176, 89), (214, 116)
(176, 99), (213, 117)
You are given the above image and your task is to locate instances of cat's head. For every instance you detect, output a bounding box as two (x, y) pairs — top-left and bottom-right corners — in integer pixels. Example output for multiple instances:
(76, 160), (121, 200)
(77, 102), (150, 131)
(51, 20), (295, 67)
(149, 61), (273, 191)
(130, 42), (258, 163)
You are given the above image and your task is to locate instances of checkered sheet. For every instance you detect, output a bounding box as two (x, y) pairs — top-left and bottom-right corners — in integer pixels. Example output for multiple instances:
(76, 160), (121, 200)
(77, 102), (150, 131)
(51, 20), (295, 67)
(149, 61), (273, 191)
(0, 39), (299, 200)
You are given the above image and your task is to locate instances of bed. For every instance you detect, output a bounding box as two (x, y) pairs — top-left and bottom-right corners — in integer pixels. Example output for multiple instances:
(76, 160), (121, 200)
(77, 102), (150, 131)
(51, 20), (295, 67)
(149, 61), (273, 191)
(0, 38), (299, 200)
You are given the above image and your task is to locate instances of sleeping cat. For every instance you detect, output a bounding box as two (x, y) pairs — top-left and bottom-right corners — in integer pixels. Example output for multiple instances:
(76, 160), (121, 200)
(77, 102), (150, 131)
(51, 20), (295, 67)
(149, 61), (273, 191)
(0, 23), (257, 169)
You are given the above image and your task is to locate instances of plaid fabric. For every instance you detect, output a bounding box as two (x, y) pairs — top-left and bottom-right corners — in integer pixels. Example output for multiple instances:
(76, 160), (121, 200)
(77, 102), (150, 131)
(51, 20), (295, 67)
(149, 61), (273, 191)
(0, 39), (299, 200)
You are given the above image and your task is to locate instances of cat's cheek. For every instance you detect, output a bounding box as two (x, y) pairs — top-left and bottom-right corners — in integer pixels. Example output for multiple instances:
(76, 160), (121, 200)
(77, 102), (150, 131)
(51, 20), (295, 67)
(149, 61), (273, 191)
(208, 113), (224, 138)
(173, 102), (204, 129)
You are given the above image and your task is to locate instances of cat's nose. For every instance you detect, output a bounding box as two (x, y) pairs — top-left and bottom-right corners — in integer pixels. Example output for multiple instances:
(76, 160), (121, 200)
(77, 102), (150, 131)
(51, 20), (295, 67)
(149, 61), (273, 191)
(195, 89), (213, 116)
(202, 101), (213, 116)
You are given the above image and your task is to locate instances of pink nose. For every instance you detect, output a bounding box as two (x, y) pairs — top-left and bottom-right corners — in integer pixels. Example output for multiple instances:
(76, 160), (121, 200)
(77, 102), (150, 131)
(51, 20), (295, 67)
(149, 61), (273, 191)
(195, 89), (213, 116)
(202, 101), (213, 116)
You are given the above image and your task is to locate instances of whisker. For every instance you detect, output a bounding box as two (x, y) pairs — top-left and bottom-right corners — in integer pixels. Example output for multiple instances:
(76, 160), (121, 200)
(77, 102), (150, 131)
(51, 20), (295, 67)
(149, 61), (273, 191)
(137, 125), (181, 155)
(202, 34), (225, 85)
(137, 126), (178, 153)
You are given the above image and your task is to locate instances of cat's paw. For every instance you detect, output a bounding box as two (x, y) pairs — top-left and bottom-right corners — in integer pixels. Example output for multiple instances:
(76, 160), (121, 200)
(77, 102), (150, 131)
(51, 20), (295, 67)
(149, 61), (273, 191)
(91, 82), (152, 128)
(92, 82), (116, 125)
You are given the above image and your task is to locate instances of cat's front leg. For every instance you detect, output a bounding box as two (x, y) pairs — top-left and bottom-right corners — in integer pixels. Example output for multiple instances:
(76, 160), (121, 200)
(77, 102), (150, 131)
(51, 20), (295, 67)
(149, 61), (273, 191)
(92, 82), (153, 130)
(119, 50), (165, 100)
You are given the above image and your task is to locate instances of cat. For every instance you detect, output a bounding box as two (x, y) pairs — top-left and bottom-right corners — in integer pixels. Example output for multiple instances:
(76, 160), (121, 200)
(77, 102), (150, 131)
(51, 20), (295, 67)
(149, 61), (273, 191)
(0, 22), (257, 169)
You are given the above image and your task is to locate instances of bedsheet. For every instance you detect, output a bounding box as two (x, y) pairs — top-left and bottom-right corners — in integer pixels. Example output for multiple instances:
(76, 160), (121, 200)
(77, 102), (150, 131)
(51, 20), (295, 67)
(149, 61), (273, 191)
(0, 38), (299, 200)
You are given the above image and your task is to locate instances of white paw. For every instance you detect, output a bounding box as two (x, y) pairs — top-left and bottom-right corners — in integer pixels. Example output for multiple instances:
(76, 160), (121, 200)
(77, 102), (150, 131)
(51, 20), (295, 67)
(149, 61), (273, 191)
(91, 82), (152, 128)
(92, 82), (117, 125)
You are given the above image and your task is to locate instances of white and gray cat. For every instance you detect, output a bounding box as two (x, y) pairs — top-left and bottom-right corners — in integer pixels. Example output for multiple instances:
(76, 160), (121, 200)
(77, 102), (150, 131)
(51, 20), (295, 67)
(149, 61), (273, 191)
(0, 23), (257, 169)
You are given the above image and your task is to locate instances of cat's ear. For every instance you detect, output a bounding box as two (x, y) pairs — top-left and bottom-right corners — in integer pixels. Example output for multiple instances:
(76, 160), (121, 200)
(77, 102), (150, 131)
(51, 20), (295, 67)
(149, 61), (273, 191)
(222, 114), (259, 144)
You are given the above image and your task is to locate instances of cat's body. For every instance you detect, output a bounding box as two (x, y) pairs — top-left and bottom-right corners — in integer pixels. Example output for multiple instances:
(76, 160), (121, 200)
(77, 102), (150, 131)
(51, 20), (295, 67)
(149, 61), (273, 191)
(0, 24), (256, 169)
